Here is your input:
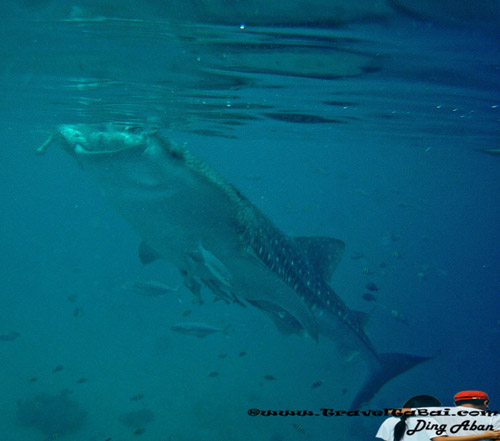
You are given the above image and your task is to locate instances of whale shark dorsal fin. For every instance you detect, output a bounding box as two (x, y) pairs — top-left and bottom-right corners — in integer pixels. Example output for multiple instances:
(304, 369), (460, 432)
(293, 237), (345, 281)
(138, 240), (162, 264)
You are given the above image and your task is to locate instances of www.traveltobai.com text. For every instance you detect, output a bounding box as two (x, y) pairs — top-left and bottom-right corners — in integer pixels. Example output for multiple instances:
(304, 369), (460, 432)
(247, 409), (395, 417)
(247, 408), (500, 417)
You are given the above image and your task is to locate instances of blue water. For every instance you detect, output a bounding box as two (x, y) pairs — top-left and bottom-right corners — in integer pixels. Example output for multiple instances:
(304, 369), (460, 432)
(1, 2), (499, 440)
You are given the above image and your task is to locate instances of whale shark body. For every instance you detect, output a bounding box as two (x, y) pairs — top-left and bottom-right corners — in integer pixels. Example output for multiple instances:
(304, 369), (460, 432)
(38, 123), (428, 408)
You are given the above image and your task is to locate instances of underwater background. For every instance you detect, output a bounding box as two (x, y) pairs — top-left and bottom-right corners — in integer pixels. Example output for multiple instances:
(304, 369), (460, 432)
(0, 1), (499, 440)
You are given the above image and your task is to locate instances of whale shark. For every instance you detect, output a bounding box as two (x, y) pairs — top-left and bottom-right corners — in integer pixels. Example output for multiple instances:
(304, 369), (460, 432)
(38, 123), (429, 408)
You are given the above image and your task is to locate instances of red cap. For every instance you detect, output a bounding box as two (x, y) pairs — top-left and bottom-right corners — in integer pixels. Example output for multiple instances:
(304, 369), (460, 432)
(454, 391), (489, 401)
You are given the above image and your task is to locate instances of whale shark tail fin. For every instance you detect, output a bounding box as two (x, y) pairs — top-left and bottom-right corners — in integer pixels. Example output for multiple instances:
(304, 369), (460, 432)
(350, 352), (432, 410)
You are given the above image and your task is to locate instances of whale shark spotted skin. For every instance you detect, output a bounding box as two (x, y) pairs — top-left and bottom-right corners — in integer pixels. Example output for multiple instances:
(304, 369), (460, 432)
(38, 123), (429, 408)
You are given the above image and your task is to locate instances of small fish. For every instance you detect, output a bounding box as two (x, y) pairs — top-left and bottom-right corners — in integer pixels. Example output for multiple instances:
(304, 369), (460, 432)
(218, 353), (227, 359)
(362, 293), (376, 302)
(365, 282), (379, 291)
(29, 377), (37, 383)
(350, 252), (364, 260)
(292, 423), (305, 434)
(182, 309), (192, 317)
(341, 388), (348, 395)
(170, 322), (227, 338)
(208, 371), (219, 377)
(264, 375), (276, 381)
(0, 331), (20, 341)
(123, 280), (180, 297)
(52, 365), (64, 373)
(239, 351), (247, 357)
(311, 380), (323, 389)
(67, 294), (78, 303)
(391, 309), (409, 325)
(130, 393), (144, 401)
(478, 148), (500, 157)
(417, 271), (426, 280)
(59, 388), (72, 396)
(390, 232), (401, 242)
(76, 378), (88, 384)
(73, 307), (82, 317)
(134, 427), (145, 435)
(43, 433), (61, 440)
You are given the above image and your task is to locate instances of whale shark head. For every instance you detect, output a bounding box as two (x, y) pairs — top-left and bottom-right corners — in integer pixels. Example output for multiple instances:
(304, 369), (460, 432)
(37, 123), (198, 204)
(38, 124), (154, 157)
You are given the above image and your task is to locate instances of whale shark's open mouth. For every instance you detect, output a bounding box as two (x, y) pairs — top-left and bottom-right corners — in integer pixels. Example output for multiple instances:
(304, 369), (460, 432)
(37, 124), (149, 156)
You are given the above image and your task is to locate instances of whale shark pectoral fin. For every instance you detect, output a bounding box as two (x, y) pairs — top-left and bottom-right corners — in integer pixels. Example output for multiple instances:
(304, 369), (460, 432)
(247, 299), (307, 337)
(138, 240), (162, 264)
(36, 134), (57, 154)
(232, 255), (318, 341)
(294, 237), (345, 281)
(351, 310), (370, 330)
